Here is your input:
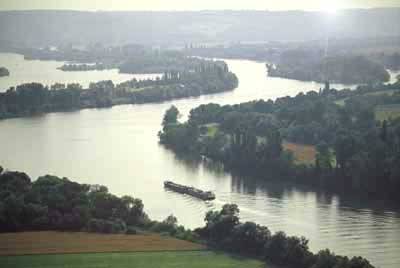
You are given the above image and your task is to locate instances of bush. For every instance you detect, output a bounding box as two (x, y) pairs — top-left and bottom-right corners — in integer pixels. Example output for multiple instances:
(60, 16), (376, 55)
(87, 218), (127, 234)
(264, 231), (312, 268)
(311, 250), (374, 268)
(126, 226), (138, 235)
(150, 215), (178, 234)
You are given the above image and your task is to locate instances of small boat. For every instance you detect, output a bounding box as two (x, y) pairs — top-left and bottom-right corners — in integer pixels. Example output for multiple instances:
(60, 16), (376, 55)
(164, 181), (215, 201)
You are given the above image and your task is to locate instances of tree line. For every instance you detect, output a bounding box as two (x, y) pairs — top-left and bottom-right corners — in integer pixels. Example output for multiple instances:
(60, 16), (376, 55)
(159, 78), (400, 201)
(0, 60), (237, 120)
(267, 53), (390, 84)
(0, 168), (146, 233)
(0, 167), (374, 268)
(19, 44), (232, 75)
(196, 204), (374, 268)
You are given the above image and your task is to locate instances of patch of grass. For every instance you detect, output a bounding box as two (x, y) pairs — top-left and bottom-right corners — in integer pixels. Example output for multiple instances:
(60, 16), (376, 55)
(0, 231), (204, 256)
(283, 141), (316, 165)
(201, 123), (220, 137)
(334, 98), (347, 107)
(375, 104), (400, 121)
(0, 251), (265, 268)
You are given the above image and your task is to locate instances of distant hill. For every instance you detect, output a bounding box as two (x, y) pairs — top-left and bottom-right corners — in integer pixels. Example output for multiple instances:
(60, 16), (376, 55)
(0, 9), (399, 47)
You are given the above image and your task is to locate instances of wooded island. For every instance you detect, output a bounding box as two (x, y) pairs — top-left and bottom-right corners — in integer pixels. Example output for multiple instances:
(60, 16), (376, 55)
(0, 59), (237, 120)
(159, 79), (400, 201)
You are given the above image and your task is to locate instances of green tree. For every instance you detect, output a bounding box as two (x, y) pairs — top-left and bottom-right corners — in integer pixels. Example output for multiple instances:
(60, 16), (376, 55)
(162, 105), (180, 127)
(204, 204), (240, 243)
(316, 142), (333, 170)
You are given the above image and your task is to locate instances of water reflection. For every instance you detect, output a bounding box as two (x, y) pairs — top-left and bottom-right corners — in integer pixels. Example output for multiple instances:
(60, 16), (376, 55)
(213, 169), (400, 268)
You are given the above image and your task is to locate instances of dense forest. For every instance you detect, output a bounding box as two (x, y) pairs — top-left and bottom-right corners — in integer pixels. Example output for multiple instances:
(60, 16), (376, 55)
(17, 44), (249, 75)
(267, 53), (390, 84)
(20, 43), (149, 63)
(0, 167), (375, 268)
(23, 46), (220, 75)
(0, 60), (237, 119)
(0, 67), (10, 77)
(0, 168), (147, 234)
(159, 78), (400, 201)
(186, 38), (400, 83)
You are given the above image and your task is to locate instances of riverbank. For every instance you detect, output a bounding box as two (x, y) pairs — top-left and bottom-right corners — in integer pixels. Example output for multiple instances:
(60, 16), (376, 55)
(0, 169), (376, 268)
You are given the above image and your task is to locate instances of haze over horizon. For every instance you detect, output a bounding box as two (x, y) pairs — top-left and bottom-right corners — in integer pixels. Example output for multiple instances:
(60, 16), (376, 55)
(0, 0), (400, 12)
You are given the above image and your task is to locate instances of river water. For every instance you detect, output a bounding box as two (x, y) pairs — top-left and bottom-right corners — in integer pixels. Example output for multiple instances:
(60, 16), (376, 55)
(0, 54), (399, 268)
(0, 53), (160, 91)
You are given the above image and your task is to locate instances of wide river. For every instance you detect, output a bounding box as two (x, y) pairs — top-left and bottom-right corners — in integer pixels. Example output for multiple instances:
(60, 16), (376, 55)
(0, 53), (399, 268)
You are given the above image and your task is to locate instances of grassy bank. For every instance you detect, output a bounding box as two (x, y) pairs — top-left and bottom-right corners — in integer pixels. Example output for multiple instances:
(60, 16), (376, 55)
(0, 251), (264, 268)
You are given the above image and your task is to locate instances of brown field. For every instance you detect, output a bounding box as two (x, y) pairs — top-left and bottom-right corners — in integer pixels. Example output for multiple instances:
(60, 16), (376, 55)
(0, 232), (204, 256)
(283, 141), (316, 165)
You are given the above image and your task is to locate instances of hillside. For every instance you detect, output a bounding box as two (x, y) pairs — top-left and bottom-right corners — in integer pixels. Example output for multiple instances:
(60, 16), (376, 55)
(0, 9), (399, 47)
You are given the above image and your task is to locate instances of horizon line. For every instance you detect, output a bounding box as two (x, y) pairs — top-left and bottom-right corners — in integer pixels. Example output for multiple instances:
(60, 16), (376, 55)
(0, 7), (399, 13)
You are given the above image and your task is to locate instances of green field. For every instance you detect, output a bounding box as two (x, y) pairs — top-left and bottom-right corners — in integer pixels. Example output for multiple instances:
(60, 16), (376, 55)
(0, 251), (265, 268)
(334, 98), (347, 107)
(200, 123), (220, 137)
(375, 104), (400, 121)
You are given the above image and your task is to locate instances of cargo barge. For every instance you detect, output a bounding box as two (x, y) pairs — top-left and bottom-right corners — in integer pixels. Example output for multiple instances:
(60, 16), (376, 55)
(164, 181), (215, 201)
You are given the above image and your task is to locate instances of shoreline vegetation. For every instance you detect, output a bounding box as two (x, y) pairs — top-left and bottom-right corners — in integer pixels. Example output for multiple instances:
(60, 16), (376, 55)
(185, 40), (400, 84)
(159, 79), (400, 202)
(266, 55), (390, 84)
(0, 167), (375, 268)
(13, 45), (230, 75)
(57, 62), (114, 72)
(0, 59), (238, 120)
(0, 67), (10, 77)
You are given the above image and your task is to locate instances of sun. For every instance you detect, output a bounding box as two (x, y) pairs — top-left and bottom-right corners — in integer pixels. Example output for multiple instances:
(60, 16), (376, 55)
(320, 0), (341, 14)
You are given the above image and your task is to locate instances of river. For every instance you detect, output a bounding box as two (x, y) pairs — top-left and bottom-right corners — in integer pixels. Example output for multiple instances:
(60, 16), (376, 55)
(0, 54), (399, 268)
(0, 53), (160, 91)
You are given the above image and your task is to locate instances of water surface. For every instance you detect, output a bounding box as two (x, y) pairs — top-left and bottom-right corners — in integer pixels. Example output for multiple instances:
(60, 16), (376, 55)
(0, 53), (160, 91)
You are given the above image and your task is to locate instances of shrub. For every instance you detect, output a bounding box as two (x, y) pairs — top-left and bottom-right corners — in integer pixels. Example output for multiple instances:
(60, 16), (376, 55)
(264, 231), (312, 268)
(126, 226), (138, 235)
(87, 218), (126, 234)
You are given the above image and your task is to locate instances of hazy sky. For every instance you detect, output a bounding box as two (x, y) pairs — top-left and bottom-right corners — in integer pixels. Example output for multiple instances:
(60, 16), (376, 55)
(0, 0), (399, 11)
